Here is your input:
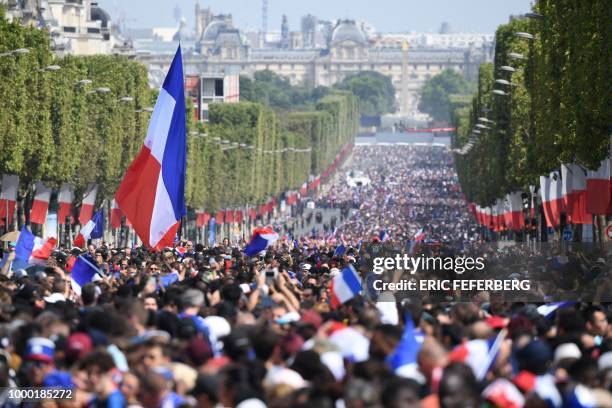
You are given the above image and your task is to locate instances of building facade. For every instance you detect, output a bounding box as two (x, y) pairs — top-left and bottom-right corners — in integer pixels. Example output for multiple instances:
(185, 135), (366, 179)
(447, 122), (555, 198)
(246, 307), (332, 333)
(138, 17), (492, 118)
(1, 0), (132, 56)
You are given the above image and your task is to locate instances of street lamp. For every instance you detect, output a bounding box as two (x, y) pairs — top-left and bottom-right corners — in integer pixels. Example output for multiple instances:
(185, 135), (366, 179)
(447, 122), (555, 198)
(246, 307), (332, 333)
(39, 65), (61, 72)
(473, 130), (482, 134)
(492, 89), (508, 96)
(96, 87), (111, 93)
(142, 107), (154, 112)
(76, 79), (93, 85)
(0, 48), (29, 58)
(495, 79), (516, 86)
(525, 12), (544, 19)
(508, 52), (525, 60)
(515, 32), (535, 40)
(500, 66), (516, 73)
(118, 96), (134, 102)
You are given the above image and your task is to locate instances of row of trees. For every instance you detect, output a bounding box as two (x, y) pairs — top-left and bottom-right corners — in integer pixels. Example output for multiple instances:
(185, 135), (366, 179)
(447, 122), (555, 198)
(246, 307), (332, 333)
(453, 0), (610, 207)
(188, 91), (359, 211)
(0, 11), (359, 221)
(0, 12), (154, 203)
(241, 70), (395, 117)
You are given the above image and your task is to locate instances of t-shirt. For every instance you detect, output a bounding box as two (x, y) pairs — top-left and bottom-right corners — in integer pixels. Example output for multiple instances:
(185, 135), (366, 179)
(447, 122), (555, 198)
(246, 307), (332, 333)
(159, 271), (179, 289)
(89, 389), (126, 408)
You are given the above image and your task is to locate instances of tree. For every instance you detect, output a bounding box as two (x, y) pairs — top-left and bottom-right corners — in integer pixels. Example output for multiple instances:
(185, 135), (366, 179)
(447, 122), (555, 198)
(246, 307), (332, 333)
(334, 71), (395, 116)
(239, 71), (329, 111)
(418, 69), (474, 123)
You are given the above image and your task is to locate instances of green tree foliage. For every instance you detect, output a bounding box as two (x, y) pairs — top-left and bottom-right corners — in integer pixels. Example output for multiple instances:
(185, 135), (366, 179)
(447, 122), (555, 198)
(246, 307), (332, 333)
(185, 91), (359, 212)
(240, 71), (329, 111)
(334, 71), (395, 116)
(1, 14), (359, 218)
(419, 69), (474, 123)
(454, 1), (610, 206)
(0, 13), (153, 206)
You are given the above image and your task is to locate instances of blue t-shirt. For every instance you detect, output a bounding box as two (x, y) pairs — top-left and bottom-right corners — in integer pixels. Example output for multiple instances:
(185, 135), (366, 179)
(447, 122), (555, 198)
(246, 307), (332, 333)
(90, 389), (125, 408)
(159, 271), (179, 288)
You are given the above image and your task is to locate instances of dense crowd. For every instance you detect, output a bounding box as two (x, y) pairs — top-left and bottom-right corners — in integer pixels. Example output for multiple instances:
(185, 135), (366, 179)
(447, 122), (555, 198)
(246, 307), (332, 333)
(317, 145), (479, 244)
(0, 145), (610, 407)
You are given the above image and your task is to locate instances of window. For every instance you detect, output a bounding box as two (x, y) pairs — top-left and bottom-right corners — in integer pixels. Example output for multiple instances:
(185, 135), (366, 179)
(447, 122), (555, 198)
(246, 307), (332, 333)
(87, 27), (100, 34)
(63, 26), (76, 33)
(215, 79), (224, 96)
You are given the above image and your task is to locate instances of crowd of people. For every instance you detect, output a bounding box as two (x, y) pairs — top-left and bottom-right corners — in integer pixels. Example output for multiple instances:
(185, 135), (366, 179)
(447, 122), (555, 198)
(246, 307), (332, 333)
(0, 144), (610, 407)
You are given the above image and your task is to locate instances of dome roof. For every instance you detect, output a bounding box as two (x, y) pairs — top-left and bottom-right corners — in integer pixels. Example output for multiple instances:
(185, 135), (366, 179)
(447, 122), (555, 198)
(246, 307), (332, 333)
(90, 6), (111, 28)
(331, 20), (366, 44)
(202, 20), (231, 42)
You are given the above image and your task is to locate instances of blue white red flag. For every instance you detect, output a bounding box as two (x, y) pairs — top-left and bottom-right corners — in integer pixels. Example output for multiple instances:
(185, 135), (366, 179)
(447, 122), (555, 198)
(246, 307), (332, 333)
(70, 254), (100, 296)
(115, 46), (187, 250)
(379, 230), (390, 242)
(536, 301), (575, 318)
(13, 226), (56, 270)
(414, 228), (426, 242)
(386, 313), (424, 381)
(73, 208), (104, 247)
(244, 227), (279, 256)
(330, 264), (361, 308)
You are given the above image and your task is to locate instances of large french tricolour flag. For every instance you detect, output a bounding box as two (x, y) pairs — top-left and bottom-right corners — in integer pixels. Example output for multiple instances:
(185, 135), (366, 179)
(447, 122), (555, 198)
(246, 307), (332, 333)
(115, 46), (187, 250)
(586, 158), (611, 215)
(330, 264), (361, 308)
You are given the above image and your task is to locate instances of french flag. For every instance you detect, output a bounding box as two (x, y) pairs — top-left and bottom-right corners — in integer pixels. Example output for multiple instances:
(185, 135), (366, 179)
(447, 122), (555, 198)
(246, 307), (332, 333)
(13, 226), (57, 270)
(330, 264), (361, 308)
(74, 208), (104, 248)
(30, 182), (52, 225)
(115, 46), (187, 250)
(414, 228), (426, 242)
(586, 158), (611, 215)
(0, 174), (19, 227)
(561, 164), (590, 224)
(513, 371), (562, 408)
(449, 329), (506, 381)
(536, 301), (574, 318)
(300, 182), (308, 196)
(78, 184), (98, 225)
(244, 227), (279, 257)
(540, 172), (563, 227)
(57, 183), (74, 225)
(506, 192), (525, 231)
(110, 199), (122, 229)
(379, 230), (390, 242)
(70, 254), (101, 296)
(386, 313), (424, 381)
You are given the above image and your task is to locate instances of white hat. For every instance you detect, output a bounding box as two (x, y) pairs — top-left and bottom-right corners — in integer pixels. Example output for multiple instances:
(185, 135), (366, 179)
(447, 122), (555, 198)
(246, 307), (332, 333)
(203, 316), (231, 339)
(554, 343), (582, 364)
(236, 399), (267, 408)
(43, 293), (66, 304)
(599, 351), (612, 371)
(301, 263), (311, 271)
(264, 367), (308, 389)
(329, 267), (340, 277)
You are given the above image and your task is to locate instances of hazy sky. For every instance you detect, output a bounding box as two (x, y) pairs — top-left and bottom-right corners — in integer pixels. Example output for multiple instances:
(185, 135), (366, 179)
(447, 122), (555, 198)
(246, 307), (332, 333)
(97, 0), (532, 34)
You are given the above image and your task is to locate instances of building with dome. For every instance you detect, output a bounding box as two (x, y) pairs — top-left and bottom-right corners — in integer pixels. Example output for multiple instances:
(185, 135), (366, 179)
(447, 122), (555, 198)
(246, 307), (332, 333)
(135, 6), (493, 118)
(1, 0), (132, 56)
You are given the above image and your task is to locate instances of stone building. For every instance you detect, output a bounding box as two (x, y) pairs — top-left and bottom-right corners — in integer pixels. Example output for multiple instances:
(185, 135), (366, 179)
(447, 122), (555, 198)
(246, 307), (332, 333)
(139, 18), (492, 117)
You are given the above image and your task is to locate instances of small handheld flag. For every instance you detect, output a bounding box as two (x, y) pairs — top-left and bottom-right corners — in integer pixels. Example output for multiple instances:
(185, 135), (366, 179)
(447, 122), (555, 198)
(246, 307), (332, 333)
(245, 227), (279, 257)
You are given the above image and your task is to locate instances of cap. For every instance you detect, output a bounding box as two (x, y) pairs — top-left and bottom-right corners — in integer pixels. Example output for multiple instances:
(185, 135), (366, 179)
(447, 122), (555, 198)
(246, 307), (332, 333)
(599, 351), (612, 371)
(25, 337), (55, 364)
(66, 332), (93, 360)
(553, 343), (581, 364)
(486, 316), (508, 330)
(300, 263), (311, 271)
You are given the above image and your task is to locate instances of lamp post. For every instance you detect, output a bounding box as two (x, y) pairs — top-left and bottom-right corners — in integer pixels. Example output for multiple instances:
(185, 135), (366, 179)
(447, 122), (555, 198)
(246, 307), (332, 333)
(0, 48), (29, 58)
